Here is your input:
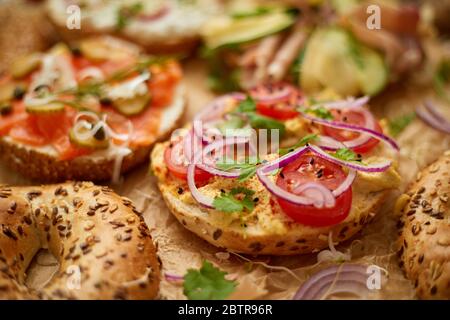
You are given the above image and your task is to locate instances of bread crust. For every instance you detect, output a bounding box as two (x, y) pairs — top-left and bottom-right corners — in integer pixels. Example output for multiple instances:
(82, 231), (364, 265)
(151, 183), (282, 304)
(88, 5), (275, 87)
(399, 152), (450, 299)
(151, 142), (390, 255)
(0, 182), (160, 300)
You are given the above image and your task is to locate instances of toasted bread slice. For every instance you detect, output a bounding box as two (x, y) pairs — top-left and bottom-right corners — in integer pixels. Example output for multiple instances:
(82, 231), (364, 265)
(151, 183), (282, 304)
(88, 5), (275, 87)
(0, 86), (185, 183)
(398, 152), (450, 299)
(46, 0), (222, 54)
(151, 141), (399, 255)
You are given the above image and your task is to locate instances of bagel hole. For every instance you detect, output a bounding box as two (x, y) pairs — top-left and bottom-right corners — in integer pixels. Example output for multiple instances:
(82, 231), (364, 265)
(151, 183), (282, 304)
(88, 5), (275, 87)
(25, 249), (59, 290)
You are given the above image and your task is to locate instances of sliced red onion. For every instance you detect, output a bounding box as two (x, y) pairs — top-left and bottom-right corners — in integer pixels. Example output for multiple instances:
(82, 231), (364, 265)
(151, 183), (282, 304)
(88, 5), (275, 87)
(187, 136), (251, 208)
(416, 100), (450, 134)
(293, 264), (370, 300)
(257, 171), (335, 208)
(315, 135), (346, 151)
(312, 96), (370, 110)
(196, 136), (250, 178)
(193, 93), (246, 140)
(164, 273), (183, 282)
(308, 144), (391, 172)
(249, 83), (295, 104)
(256, 146), (336, 208)
(187, 164), (214, 209)
(332, 169), (356, 197)
(301, 112), (400, 151)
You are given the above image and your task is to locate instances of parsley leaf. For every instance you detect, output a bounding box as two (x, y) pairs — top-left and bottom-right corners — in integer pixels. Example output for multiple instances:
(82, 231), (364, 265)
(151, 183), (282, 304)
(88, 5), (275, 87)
(213, 187), (256, 213)
(388, 113), (415, 137)
(278, 133), (318, 155)
(183, 261), (236, 300)
(247, 113), (286, 135)
(333, 148), (362, 162)
(216, 156), (260, 182)
(236, 96), (256, 113)
(303, 106), (334, 120)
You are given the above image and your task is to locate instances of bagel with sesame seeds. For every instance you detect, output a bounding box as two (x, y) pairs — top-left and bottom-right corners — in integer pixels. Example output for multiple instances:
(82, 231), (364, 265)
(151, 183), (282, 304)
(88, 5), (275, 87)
(0, 182), (160, 300)
(398, 152), (450, 299)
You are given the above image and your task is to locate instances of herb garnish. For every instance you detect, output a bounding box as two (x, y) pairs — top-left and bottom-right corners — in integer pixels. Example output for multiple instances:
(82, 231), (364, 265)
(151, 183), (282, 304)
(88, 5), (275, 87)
(303, 106), (334, 120)
(278, 133), (318, 155)
(388, 112), (415, 137)
(235, 96), (286, 135)
(213, 187), (256, 213)
(333, 148), (362, 162)
(183, 261), (237, 300)
(216, 156), (260, 182)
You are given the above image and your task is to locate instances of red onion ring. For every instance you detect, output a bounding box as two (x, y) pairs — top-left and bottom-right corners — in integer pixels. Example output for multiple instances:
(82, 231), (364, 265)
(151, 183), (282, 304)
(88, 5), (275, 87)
(193, 93), (246, 140)
(196, 137), (251, 178)
(300, 112), (400, 151)
(164, 273), (183, 282)
(308, 144), (392, 173)
(256, 146), (336, 208)
(293, 264), (371, 300)
(312, 96), (370, 110)
(187, 136), (250, 208)
(416, 100), (450, 134)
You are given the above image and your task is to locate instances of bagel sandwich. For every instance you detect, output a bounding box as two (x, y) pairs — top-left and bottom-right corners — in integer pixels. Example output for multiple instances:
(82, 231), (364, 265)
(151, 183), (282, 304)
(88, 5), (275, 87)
(0, 36), (185, 183)
(151, 84), (401, 255)
(202, 0), (423, 96)
(0, 182), (160, 300)
(46, 0), (223, 54)
(398, 152), (450, 299)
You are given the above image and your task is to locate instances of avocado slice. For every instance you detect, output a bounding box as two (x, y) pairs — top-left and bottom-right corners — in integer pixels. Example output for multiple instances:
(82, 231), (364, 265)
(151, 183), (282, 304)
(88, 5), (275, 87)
(202, 11), (295, 49)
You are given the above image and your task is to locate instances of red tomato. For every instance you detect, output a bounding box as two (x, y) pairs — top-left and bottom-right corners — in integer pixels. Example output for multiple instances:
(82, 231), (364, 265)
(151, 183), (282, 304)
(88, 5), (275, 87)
(276, 153), (352, 227)
(251, 83), (301, 120)
(163, 143), (212, 183)
(322, 109), (382, 154)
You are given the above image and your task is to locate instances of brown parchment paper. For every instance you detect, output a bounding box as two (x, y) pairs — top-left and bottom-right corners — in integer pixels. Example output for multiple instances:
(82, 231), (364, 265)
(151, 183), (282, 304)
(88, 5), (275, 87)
(2, 1), (450, 301)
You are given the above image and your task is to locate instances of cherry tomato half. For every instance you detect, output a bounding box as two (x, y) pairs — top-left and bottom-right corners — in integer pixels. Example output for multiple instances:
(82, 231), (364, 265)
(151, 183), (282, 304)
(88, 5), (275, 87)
(164, 142), (212, 183)
(276, 153), (352, 227)
(322, 109), (382, 154)
(250, 83), (301, 120)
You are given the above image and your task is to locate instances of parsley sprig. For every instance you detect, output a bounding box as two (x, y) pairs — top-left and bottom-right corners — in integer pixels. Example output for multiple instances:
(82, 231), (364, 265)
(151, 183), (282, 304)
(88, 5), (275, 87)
(333, 148), (362, 162)
(235, 96), (286, 136)
(183, 261), (236, 300)
(302, 106), (334, 120)
(278, 133), (318, 155)
(213, 187), (256, 213)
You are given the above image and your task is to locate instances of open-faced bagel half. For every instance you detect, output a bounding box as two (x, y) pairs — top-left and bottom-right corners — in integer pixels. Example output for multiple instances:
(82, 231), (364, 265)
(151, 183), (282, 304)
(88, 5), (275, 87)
(398, 152), (450, 299)
(0, 37), (185, 183)
(151, 140), (400, 255)
(0, 182), (160, 299)
(46, 0), (222, 54)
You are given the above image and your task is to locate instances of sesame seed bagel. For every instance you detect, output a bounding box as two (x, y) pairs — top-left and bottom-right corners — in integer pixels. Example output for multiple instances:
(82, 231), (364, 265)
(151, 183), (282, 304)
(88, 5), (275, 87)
(0, 182), (160, 300)
(151, 141), (399, 255)
(0, 86), (185, 183)
(398, 152), (450, 299)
